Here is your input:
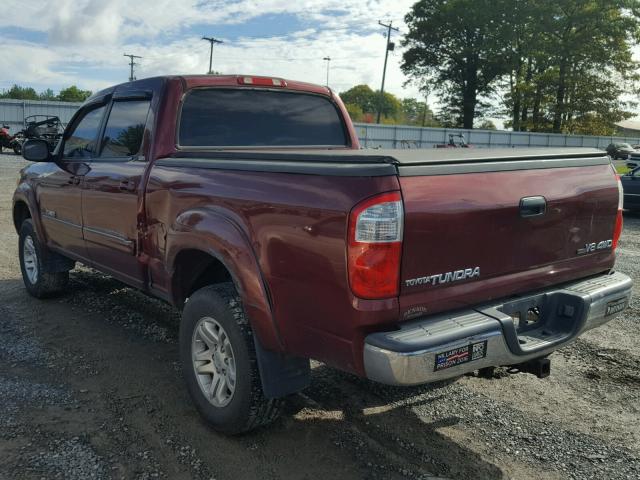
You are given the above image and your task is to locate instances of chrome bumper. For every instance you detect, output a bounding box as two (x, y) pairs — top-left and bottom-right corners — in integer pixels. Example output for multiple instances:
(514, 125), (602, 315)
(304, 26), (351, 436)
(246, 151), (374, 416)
(364, 272), (632, 386)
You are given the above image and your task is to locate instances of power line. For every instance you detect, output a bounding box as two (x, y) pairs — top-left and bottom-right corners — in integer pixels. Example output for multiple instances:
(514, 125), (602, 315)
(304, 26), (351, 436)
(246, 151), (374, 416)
(202, 36), (223, 74)
(376, 20), (399, 124)
(123, 53), (142, 82)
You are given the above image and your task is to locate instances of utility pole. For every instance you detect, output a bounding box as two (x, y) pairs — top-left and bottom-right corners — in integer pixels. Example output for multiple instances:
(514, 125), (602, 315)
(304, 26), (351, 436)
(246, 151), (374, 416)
(323, 56), (331, 87)
(421, 88), (431, 127)
(123, 53), (142, 82)
(376, 20), (399, 124)
(202, 36), (223, 74)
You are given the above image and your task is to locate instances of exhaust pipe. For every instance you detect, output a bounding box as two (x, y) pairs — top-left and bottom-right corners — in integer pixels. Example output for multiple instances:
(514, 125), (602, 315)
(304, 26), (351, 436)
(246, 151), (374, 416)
(516, 357), (551, 378)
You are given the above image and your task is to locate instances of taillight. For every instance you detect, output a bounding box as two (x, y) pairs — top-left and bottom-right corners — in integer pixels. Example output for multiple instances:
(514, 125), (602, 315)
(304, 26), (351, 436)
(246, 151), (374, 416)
(613, 176), (624, 250)
(347, 192), (403, 299)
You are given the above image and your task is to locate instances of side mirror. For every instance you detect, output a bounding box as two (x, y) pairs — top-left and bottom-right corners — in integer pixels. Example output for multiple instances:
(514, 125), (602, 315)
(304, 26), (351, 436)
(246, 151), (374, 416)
(22, 139), (51, 162)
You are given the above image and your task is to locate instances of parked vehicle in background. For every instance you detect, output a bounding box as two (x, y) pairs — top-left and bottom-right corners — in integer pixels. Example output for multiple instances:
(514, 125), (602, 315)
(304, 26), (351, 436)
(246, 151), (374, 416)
(620, 166), (640, 210)
(606, 142), (636, 160)
(0, 124), (22, 154)
(13, 75), (632, 434)
(626, 151), (640, 169)
(20, 115), (65, 152)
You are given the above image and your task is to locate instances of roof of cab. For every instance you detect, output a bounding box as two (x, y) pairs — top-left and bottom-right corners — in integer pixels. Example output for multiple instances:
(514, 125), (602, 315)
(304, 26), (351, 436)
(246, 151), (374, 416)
(86, 74), (331, 104)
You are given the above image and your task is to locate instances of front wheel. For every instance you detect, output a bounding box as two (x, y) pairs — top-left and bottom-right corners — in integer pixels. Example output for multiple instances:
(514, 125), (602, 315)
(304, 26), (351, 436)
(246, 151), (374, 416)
(179, 283), (283, 434)
(18, 219), (68, 298)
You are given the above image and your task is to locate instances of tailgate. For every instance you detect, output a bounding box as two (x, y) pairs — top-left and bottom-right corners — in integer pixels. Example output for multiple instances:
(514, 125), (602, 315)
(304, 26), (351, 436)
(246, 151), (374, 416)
(397, 151), (619, 319)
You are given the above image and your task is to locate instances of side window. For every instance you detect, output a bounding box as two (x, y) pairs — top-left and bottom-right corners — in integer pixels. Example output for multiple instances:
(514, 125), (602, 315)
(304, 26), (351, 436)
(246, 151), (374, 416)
(100, 100), (150, 158)
(63, 105), (107, 158)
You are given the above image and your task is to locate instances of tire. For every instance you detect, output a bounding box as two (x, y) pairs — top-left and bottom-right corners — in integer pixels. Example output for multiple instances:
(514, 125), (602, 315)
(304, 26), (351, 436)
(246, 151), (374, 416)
(180, 283), (283, 434)
(18, 219), (68, 298)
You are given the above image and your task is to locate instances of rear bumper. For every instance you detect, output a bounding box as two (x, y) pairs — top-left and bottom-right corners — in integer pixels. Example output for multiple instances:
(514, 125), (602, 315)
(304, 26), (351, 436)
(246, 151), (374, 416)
(364, 271), (632, 386)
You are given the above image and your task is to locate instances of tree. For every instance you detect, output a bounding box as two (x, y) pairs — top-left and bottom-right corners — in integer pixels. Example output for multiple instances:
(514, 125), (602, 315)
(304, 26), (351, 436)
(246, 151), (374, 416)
(344, 103), (364, 122)
(57, 85), (92, 102)
(478, 120), (497, 130)
(0, 84), (39, 100)
(398, 98), (438, 126)
(339, 85), (402, 122)
(402, 0), (513, 128)
(544, 0), (638, 132)
(501, 0), (640, 134)
(339, 85), (377, 114)
(39, 89), (57, 101)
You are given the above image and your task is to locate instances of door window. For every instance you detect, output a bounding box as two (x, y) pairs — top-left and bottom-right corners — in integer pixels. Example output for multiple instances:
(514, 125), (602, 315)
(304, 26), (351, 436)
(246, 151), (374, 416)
(62, 105), (107, 158)
(100, 100), (150, 158)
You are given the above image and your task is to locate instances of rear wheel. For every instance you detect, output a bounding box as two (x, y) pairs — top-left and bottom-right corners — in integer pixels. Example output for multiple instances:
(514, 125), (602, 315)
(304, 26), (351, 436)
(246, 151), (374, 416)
(179, 283), (283, 434)
(18, 219), (68, 298)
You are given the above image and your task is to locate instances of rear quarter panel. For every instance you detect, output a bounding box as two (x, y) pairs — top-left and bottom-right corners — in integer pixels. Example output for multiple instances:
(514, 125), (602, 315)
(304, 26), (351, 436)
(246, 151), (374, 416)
(145, 167), (399, 373)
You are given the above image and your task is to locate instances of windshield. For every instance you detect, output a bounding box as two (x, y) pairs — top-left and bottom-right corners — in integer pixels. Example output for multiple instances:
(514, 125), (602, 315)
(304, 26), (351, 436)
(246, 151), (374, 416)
(179, 89), (348, 148)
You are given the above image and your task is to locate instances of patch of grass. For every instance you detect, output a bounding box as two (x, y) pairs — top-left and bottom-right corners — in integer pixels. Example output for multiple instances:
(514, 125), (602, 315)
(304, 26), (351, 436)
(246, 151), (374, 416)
(616, 164), (631, 174)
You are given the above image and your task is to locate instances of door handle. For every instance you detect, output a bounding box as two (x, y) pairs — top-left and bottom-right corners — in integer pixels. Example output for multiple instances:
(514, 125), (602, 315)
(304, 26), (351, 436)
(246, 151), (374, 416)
(520, 196), (547, 218)
(67, 175), (81, 185)
(119, 179), (137, 192)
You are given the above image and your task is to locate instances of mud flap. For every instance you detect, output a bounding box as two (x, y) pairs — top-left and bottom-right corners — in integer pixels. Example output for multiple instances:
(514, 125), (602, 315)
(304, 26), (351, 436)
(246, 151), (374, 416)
(42, 249), (75, 273)
(253, 335), (310, 398)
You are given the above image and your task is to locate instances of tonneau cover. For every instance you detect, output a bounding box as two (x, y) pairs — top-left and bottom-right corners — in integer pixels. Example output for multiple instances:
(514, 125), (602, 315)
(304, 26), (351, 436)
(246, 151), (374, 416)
(174, 147), (607, 165)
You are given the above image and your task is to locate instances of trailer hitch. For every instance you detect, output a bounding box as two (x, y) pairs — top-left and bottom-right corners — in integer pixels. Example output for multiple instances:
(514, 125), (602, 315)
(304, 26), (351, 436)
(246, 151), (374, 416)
(511, 357), (551, 379)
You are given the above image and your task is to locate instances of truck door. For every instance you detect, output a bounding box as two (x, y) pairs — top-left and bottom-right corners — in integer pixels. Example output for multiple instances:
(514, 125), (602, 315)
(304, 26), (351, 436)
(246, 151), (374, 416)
(81, 94), (152, 289)
(36, 103), (107, 263)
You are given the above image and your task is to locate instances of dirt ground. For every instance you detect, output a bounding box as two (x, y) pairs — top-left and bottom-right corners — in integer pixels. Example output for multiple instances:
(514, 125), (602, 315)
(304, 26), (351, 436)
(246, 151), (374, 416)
(0, 152), (638, 480)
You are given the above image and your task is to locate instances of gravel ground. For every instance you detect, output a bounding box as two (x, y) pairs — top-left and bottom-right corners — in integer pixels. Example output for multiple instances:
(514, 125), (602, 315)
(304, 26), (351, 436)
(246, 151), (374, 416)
(0, 152), (638, 480)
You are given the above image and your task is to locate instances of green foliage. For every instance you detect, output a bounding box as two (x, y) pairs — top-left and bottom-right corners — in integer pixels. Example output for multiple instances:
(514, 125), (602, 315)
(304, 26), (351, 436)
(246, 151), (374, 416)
(478, 120), (497, 130)
(340, 85), (377, 113)
(39, 89), (57, 101)
(339, 85), (438, 126)
(503, 0), (640, 134)
(401, 0), (514, 128)
(402, 0), (640, 135)
(0, 84), (39, 100)
(339, 85), (402, 119)
(0, 84), (92, 103)
(344, 103), (365, 122)
(57, 85), (92, 102)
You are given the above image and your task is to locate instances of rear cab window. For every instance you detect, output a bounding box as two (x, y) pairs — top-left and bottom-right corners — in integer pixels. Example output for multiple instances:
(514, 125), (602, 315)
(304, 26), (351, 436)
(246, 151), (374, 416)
(178, 89), (348, 148)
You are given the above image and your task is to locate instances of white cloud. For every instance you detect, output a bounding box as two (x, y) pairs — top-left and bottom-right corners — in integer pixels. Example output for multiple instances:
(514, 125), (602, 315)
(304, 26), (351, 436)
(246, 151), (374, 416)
(1, 0), (419, 101)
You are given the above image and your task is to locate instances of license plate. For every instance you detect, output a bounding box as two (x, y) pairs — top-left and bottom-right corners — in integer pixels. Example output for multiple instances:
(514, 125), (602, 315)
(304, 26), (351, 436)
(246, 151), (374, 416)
(605, 298), (628, 317)
(434, 340), (487, 372)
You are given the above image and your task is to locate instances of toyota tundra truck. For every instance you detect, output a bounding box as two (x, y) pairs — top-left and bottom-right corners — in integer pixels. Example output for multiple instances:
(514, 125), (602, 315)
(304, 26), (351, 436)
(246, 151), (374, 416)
(13, 75), (632, 434)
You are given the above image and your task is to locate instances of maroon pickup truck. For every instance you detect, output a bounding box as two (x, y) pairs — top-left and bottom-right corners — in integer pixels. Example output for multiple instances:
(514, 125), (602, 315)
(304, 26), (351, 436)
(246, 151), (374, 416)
(13, 75), (632, 434)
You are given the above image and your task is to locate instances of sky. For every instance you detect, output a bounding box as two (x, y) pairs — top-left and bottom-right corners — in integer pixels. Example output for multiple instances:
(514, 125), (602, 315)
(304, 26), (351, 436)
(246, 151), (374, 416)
(0, 0), (422, 101)
(2, 1), (639, 130)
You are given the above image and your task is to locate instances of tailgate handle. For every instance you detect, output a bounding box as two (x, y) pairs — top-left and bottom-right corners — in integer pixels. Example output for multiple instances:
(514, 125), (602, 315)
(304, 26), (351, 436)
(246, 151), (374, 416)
(520, 196), (546, 218)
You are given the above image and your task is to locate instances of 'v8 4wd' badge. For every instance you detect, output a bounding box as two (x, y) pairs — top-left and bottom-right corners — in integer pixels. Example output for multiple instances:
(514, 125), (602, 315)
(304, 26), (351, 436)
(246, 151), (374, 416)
(577, 240), (612, 255)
